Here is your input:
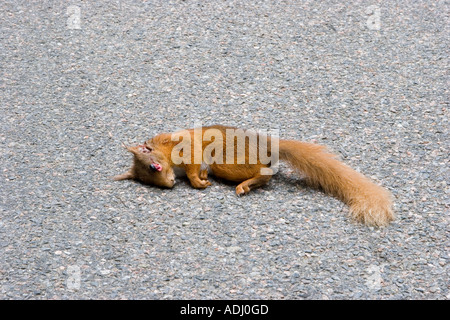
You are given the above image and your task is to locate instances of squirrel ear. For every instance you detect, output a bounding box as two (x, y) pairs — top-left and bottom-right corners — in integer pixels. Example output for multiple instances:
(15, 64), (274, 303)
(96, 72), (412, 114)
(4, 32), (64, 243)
(121, 142), (135, 153)
(125, 146), (139, 155)
(113, 171), (134, 181)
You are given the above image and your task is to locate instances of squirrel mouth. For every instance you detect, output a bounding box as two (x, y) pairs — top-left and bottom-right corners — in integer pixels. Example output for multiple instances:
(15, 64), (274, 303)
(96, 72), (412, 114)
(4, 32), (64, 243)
(149, 163), (163, 172)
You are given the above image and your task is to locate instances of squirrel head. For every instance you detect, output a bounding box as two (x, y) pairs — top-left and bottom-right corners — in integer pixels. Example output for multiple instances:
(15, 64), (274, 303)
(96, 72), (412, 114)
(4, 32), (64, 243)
(114, 142), (175, 188)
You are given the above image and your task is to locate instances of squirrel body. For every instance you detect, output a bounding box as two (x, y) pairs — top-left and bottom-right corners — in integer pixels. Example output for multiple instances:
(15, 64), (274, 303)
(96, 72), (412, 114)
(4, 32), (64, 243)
(115, 125), (394, 227)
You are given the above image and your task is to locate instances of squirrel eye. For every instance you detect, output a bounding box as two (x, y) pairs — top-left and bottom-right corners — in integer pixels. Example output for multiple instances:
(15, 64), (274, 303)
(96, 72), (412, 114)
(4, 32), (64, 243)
(144, 144), (152, 152)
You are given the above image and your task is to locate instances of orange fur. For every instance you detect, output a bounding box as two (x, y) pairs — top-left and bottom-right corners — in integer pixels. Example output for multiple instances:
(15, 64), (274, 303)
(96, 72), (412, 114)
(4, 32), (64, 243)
(115, 125), (394, 227)
(278, 140), (394, 227)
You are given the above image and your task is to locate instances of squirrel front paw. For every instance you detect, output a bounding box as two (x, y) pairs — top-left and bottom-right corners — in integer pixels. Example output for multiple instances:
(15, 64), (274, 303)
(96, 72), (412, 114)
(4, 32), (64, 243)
(199, 169), (208, 181)
(191, 178), (211, 189)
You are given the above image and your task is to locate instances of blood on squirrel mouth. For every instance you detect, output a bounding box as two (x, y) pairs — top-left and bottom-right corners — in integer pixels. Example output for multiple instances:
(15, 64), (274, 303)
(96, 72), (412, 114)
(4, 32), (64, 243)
(149, 163), (162, 172)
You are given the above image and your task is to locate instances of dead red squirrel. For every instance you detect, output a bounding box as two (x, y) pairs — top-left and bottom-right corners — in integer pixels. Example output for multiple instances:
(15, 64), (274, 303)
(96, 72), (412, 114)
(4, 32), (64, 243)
(114, 125), (394, 227)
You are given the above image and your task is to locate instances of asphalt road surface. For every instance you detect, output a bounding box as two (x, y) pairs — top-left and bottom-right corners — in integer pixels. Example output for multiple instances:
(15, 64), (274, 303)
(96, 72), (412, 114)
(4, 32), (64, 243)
(1, 1), (448, 299)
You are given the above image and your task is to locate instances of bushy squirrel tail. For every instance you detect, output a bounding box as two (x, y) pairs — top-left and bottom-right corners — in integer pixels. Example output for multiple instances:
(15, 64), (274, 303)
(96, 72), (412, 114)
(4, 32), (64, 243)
(278, 140), (394, 227)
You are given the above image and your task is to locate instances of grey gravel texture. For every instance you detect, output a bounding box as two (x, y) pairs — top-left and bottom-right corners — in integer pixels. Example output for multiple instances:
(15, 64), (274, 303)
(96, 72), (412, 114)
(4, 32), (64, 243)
(1, 0), (448, 299)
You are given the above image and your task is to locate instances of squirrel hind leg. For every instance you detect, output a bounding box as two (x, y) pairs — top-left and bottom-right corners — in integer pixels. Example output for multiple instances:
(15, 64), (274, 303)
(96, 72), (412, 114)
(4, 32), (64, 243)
(235, 171), (273, 196)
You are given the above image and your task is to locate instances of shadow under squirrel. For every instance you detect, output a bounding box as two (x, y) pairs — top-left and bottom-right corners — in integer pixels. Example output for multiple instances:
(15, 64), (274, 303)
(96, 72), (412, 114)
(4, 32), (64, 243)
(114, 125), (394, 227)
